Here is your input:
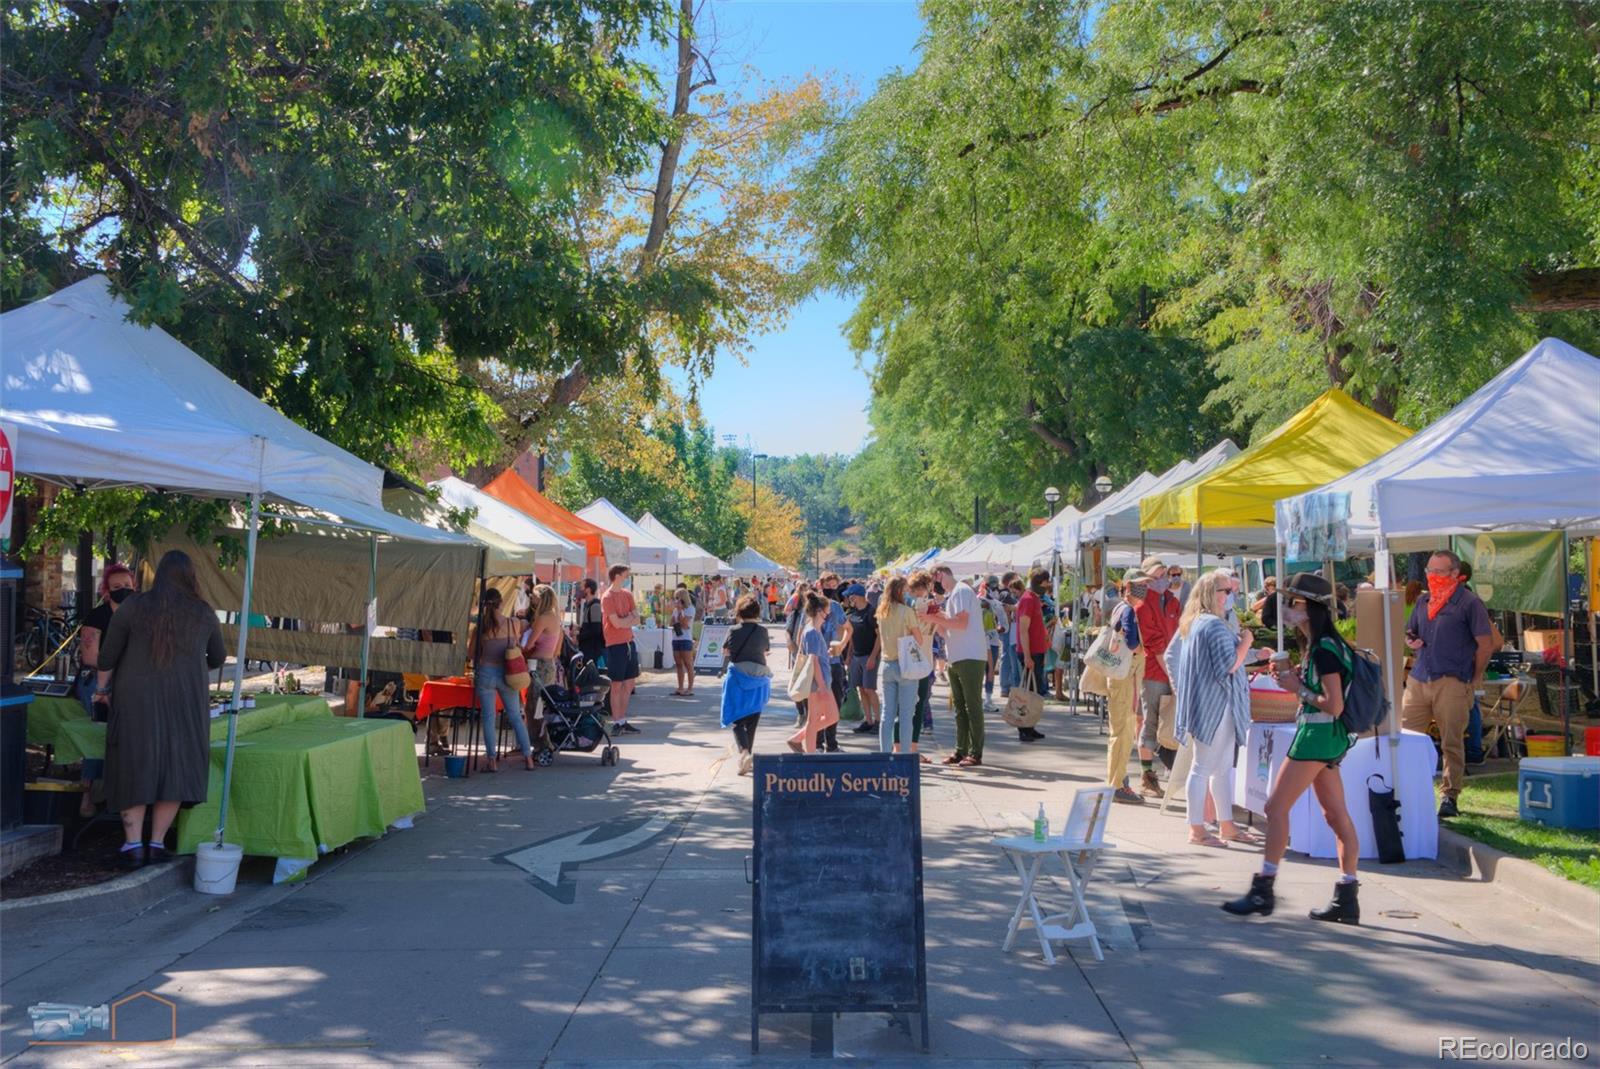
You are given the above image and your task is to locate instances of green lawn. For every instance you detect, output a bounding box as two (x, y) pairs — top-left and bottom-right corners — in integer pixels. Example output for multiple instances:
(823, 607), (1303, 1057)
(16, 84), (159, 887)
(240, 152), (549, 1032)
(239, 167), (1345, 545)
(1452, 773), (1600, 890)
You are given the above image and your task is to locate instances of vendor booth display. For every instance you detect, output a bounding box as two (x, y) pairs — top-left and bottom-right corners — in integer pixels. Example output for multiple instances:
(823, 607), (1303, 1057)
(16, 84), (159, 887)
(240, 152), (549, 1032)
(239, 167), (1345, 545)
(483, 468), (627, 577)
(1237, 723), (1440, 861)
(1, 276), (447, 874)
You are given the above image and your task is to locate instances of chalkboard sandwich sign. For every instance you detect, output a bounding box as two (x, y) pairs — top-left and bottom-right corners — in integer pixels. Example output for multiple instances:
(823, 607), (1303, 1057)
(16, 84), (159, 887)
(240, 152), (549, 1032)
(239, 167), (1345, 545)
(750, 752), (930, 1053)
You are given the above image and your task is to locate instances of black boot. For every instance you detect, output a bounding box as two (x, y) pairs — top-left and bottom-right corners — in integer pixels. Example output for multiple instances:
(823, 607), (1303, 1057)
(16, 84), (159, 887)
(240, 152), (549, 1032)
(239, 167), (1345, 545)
(1221, 873), (1276, 917)
(1309, 880), (1361, 925)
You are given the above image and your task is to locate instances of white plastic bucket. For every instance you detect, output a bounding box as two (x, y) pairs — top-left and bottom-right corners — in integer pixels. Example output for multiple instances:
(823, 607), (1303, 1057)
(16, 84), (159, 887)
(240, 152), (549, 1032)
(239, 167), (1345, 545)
(193, 842), (244, 895)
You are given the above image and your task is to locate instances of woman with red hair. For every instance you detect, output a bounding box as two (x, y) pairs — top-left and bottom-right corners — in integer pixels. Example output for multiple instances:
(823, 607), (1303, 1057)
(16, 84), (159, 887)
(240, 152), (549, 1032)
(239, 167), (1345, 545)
(76, 562), (137, 816)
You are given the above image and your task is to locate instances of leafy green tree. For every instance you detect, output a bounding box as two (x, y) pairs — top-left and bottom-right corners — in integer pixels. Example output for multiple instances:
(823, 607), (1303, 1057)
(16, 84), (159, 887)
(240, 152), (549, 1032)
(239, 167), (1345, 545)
(801, 0), (1598, 557)
(550, 413), (749, 561)
(2, 0), (717, 524)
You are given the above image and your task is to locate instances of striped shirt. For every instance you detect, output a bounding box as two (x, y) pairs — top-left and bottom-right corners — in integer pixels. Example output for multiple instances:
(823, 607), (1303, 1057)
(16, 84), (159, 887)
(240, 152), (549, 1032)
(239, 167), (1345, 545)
(1166, 613), (1249, 747)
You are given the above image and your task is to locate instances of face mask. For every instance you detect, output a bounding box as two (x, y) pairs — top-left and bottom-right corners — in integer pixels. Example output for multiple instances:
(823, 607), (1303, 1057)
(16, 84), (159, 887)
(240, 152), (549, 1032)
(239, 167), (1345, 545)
(1426, 574), (1461, 617)
(1221, 592), (1236, 614)
(1282, 605), (1309, 627)
(108, 587), (135, 605)
(1149, 578), (1169, 594)
(933, 581), (946, 595)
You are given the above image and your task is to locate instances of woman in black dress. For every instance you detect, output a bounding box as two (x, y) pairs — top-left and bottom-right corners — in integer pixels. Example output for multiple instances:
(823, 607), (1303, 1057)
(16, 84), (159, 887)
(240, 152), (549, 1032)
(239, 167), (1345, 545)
(99, 550), (226, 868)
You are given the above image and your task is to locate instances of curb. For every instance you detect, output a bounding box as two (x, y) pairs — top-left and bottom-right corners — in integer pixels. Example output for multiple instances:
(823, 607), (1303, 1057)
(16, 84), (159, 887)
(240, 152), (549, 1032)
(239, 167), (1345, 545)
(1435, 827), (1598, 929)
(0, 858), (192, 925)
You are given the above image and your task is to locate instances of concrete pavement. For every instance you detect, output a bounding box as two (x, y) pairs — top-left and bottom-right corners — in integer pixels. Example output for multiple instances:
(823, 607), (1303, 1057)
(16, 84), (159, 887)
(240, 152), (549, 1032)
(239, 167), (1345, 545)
(3, 632), (1596, 1067)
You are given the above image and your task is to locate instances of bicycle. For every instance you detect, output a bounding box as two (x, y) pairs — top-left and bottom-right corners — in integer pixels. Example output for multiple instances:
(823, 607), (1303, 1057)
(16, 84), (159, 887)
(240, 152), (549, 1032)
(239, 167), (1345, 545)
(18, 605), (81, 678)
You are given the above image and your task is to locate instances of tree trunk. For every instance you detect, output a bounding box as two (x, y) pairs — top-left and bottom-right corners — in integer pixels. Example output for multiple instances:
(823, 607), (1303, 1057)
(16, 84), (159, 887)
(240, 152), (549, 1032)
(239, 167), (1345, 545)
(521, 0), (698, 449)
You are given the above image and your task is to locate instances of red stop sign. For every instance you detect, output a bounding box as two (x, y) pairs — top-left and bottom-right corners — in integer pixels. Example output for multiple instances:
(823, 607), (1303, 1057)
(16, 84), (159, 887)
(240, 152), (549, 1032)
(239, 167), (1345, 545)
(0, 422), (14, 544)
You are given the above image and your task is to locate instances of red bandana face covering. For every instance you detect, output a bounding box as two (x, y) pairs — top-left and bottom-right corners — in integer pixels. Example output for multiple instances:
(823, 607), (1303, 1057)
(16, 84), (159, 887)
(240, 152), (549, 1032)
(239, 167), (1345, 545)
(1426, 575), (1461, 619)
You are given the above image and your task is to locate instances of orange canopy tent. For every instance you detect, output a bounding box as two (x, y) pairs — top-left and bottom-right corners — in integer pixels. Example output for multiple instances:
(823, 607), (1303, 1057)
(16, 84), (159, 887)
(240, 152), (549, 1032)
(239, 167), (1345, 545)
(482, 468), (625, 580)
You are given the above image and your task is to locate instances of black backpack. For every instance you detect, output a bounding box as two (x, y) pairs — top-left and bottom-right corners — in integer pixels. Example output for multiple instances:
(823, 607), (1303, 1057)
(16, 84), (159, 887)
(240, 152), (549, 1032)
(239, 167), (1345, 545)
(1321, 637), (1389, 735)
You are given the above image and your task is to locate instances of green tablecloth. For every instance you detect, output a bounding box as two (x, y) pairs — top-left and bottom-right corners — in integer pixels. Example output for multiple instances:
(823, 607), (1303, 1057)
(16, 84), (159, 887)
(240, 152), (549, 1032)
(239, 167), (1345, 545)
(27, 692), (335, 764)
(176, 715), (425, 860)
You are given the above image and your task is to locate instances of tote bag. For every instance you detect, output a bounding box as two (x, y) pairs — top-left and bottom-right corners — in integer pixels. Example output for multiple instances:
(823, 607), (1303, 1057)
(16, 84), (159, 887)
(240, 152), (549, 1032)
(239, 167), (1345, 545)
(787, 649), (816, 702)
(897, 634), (933, 680)
(1002, 680), (1045, 728)
(1084, 612), (1135, 680)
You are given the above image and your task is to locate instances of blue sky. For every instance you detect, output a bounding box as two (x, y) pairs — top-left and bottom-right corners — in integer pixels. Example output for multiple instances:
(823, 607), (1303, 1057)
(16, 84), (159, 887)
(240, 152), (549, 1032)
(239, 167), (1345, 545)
(686, 0), (925, 458)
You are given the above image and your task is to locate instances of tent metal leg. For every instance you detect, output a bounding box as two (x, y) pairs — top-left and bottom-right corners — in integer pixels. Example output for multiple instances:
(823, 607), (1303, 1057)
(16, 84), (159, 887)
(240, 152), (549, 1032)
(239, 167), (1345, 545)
(216, 490), (261, 845)
(1275, 542), (1286, 652)
(358, 534), (376, 718)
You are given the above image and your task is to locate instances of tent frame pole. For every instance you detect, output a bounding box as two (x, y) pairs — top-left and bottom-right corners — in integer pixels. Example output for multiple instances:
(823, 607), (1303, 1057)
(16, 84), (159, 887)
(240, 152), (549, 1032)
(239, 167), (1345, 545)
(1274, 542), (1286, 652)
(1375, 536), (1402, 793)
(216, 487), (261, 846)
(1562, 531), (1573, 755)
(358, 533), (376, 719)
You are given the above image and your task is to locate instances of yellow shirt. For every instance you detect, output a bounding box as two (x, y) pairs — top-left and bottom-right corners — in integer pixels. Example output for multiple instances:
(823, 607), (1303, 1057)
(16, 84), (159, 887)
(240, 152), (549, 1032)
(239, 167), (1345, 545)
(877, 601), (931, 652)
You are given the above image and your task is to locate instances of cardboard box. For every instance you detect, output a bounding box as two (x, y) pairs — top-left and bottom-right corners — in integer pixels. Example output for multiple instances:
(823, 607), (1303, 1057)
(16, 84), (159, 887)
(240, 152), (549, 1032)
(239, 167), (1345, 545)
(1522, 628), (1566, 653)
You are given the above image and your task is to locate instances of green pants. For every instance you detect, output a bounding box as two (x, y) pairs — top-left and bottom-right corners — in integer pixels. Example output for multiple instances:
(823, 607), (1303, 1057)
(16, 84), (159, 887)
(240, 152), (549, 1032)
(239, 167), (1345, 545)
(949, 658), (987, 759)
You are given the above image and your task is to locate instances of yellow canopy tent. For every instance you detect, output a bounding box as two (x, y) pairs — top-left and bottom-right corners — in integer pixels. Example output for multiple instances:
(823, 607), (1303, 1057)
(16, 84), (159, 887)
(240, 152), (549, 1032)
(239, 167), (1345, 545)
(1141, 389), (1412, 532)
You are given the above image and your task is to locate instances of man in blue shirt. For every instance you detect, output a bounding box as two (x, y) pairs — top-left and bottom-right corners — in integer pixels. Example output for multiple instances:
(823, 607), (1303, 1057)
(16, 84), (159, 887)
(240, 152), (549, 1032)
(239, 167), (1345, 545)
(1401, 550), (1496, 818)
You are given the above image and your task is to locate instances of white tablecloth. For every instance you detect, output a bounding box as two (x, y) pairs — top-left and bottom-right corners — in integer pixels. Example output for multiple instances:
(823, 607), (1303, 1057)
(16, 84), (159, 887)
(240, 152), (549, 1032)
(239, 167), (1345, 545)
(1237, 724), (1439, 860)
(634, 627), (672, 663)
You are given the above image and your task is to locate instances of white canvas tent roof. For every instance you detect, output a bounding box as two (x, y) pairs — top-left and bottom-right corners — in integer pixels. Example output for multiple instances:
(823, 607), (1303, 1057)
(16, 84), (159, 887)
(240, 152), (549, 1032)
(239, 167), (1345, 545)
(576, 499), (677, 569)
(0, 275), (463, 544)
(431, 477), (583, 563)
(935, 533), (1020, 574)
(637, 513), (725, 574)
(731, 546), (787, 576)
(1007, 505), (1084, 568)
(1276, 338), (1600, 549)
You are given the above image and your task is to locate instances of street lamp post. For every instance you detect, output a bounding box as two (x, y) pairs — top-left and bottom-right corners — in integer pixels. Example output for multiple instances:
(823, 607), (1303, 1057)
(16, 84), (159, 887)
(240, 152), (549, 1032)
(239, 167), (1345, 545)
(1044, 486), (1061, 514)
(752, 453), (768, 513)
(1094, 474), (1113, 497)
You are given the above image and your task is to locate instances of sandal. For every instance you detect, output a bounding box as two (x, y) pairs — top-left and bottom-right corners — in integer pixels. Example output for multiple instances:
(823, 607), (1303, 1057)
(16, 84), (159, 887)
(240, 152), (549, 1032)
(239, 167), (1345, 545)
(959, 756), (982, 767)
(918, 754), (932, 764)
(1221, 827), (1264, 846)
(941, 754), (963, 766)
(1188, 833), (1230, 849)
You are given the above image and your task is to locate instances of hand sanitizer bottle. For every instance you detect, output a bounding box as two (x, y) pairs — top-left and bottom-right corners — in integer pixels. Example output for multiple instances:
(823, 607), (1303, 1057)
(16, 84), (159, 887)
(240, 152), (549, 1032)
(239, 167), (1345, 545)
(1034, 802), (1047, 842)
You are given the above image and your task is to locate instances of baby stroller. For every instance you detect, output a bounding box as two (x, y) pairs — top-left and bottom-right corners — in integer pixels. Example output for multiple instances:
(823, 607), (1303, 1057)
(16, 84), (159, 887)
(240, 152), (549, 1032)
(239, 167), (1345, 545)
(531, 647), (619, 766)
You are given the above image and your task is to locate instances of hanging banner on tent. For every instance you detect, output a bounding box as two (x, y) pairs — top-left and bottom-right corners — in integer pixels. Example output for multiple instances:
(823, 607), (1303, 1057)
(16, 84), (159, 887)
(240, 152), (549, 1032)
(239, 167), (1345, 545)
(1280, 491), (1350, 563)
(1450, 532), (1564, 614)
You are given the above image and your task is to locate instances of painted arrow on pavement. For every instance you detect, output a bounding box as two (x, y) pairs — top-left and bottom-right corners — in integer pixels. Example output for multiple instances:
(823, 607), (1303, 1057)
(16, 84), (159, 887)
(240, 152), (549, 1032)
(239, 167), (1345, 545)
(497, 815), (677, 902)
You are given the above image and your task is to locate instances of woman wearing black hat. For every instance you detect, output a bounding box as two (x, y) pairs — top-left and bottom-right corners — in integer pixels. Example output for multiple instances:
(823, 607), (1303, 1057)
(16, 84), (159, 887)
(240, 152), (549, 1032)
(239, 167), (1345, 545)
(1222, 572), (1363, 925)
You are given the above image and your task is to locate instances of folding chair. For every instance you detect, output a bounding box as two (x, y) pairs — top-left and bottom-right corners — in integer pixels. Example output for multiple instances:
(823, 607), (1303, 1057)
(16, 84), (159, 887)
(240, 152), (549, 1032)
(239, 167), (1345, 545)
(994, 786), (1116, 963)
(1479, 677), (1529, 760)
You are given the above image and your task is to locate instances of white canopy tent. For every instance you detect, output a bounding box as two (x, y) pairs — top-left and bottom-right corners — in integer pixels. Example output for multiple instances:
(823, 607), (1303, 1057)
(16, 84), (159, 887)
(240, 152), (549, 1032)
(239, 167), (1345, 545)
(1, 276), (477, 850)
(731, 546), (788, 576)
(1275, 338), (1600, 550)
(637, 513), (725, 574)
(1008, 505), (1084, 569)
(430, 477), (583, 566)
(576, 499), (678, 570)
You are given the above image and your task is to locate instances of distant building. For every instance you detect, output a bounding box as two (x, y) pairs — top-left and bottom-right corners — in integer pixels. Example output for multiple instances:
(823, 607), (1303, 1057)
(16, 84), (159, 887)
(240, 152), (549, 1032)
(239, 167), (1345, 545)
(812, 553), (876, 580)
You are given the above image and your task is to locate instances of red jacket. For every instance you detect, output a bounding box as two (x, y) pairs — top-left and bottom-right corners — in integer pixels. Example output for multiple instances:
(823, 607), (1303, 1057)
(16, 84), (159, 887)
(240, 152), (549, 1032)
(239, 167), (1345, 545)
(1135, 591), (1181, 684)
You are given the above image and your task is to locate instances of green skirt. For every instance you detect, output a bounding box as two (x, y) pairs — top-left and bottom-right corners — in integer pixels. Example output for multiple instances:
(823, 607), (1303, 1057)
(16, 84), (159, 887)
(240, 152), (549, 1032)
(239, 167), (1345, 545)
(1287, 718), (1353, 764)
